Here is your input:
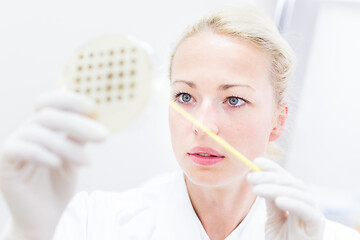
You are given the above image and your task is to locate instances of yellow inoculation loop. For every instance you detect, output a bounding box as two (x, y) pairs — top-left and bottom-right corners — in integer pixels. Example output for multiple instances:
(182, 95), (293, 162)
(168, 100), (262, 172)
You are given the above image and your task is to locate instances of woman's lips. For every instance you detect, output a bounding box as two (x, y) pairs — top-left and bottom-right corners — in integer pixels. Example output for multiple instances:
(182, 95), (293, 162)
(188, 147), (225, 166)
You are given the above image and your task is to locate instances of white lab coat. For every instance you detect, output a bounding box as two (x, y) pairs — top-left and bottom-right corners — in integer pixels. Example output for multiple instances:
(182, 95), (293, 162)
(54, 171), (360, 239)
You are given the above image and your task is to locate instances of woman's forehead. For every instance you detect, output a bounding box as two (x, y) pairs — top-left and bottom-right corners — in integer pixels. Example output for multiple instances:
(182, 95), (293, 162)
(171, 31), (272, 89)
(173, 30), (269, 59)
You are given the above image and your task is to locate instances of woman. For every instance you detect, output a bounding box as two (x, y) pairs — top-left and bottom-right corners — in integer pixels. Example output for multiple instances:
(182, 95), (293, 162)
(1, 5), (359, 240)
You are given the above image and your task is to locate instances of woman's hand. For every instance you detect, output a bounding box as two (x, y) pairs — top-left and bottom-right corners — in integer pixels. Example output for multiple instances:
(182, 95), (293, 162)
(0, 91), (108, 240)
(247, 157), (325, 240)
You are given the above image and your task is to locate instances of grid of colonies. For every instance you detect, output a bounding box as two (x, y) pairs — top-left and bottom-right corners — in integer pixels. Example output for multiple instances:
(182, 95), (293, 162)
(72, 47), (138, 104)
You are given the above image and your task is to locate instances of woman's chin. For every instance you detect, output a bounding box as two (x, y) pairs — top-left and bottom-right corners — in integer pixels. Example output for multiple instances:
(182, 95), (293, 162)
(178, 157), (251, 188)
(182, 167), (242, 188)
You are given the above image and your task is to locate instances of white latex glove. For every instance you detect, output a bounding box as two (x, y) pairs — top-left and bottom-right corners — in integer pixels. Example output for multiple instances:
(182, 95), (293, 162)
(0, 91), (108, 240)
(247, 157), (325, 240)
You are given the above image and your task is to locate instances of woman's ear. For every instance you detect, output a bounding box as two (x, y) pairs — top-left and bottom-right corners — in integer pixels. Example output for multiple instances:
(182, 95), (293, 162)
(269, 103), (288, 141)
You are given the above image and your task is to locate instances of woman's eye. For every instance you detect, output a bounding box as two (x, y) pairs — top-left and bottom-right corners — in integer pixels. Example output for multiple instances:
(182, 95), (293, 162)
(227, 97), (245, 107)
(179, 93), (192, 103)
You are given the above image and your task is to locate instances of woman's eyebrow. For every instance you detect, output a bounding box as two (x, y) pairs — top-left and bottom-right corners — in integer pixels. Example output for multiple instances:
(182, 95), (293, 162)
(219, 84), (255, 92)
(171, 80), (255, 92)
(171, 80), (196, 88)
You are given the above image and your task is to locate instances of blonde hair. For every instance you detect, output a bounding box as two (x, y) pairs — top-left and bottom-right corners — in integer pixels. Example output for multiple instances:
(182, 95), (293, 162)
(169, 5), (295, 106)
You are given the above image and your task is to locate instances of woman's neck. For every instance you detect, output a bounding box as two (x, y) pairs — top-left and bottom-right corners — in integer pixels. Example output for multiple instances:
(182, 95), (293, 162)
(185, 175), (256, 240)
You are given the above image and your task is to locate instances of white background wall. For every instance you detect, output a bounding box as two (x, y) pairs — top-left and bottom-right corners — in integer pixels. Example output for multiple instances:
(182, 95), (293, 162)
(288, 0), (360, 189)
(286, 1), (360, 227)
(0, 0), (359, 232)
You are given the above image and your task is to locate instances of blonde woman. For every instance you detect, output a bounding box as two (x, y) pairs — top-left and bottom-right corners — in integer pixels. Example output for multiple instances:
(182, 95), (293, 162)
(1, 5), (359, 240)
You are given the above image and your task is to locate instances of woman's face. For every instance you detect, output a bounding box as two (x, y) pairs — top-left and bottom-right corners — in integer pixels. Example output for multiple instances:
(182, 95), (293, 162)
(169, 30), (286, 187)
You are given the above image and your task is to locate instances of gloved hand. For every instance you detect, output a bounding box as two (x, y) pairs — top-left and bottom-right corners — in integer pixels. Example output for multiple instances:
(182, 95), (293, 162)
(247, 157), (325, 240)
(0, 91), (108, 240)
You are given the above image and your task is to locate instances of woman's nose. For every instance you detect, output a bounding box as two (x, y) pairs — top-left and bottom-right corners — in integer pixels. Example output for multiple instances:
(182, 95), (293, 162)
(192, 101), (219, 136)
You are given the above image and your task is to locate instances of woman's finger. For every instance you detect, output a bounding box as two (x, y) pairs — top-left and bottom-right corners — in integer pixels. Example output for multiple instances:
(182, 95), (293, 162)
(35, 91), (96, 116)
(275, 196), (323, 224)
(31, 108), (108, 143)
(252, 184), (316, 208)
(247, 171), (306, 190)
(253, 157), (288, 174)
(19, 124), (91, 166)
(2, 139), (61, 167)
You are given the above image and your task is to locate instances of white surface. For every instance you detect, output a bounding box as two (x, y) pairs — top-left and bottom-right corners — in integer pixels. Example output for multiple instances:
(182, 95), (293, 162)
(286, 1), (360, 227)
(287, 1), (360, 189)
(0, 0), (276, 232)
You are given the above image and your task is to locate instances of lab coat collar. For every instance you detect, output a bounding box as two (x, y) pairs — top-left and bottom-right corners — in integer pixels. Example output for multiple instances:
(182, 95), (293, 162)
(153, 171), (266, 239)
(152, 171), (207, 239)
(115, 170), (266, 239)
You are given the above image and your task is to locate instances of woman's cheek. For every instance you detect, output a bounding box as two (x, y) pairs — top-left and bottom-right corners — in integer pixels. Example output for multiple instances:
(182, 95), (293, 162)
(225, 118), (269, 160)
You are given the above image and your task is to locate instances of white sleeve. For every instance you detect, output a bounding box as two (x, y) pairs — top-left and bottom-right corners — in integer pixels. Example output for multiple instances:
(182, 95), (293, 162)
(324, 219), (360, 240)
(53, 191), (90, 240)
